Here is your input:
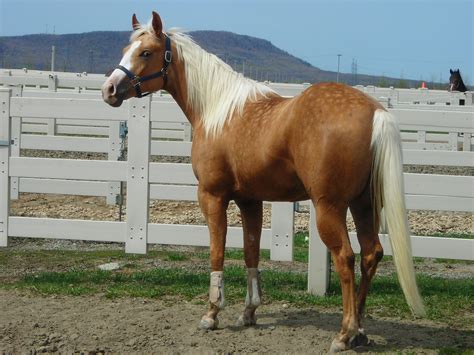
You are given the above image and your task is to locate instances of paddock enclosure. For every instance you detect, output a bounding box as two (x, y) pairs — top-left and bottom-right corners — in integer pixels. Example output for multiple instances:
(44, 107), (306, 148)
(0, 69), (473, 295)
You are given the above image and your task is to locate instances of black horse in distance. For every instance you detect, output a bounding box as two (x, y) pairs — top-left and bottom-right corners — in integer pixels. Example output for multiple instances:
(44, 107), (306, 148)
(449, 69), (467, 92)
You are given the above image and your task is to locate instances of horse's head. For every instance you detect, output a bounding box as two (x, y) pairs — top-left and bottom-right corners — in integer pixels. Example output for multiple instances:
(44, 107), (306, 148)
(102, 11), (171, 107)
(449, 69), (462, 92)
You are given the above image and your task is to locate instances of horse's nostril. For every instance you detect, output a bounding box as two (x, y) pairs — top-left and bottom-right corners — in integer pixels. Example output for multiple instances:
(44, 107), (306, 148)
(107, 83), (116, 96)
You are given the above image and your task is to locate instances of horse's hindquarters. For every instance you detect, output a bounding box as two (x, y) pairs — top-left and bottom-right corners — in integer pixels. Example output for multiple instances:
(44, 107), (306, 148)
(288, 83), (379, 203)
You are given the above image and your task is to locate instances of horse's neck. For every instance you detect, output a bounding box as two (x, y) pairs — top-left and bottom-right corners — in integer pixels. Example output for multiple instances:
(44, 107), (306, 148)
(166, 59), (200, 127)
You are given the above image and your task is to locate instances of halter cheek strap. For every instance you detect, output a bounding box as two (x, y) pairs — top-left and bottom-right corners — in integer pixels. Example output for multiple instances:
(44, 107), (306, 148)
(116, 35), (172, 98)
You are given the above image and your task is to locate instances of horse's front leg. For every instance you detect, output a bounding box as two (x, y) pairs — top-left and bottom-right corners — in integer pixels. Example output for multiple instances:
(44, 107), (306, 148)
(198, 187), (229, 330)
(235, 199), (263, 326)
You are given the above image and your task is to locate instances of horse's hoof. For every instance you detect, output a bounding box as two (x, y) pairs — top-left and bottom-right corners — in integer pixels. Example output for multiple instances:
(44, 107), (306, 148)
(237, 314), (257, 326)
(350, 332), (369, 348)
(199, 315), (219, 330)
(329, 339), (348, 353)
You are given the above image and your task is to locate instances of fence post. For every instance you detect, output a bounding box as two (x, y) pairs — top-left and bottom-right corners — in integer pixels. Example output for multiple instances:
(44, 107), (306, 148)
(0, 88), (12, 247)
(463, 133), (472, 151)
(183, 122), (192, 141)
(9, 87), (22, 200)
(270, 202), (294, 261)
(448, 132), (458, 151)
(125, 96), (151, 254)
(47, 75), (58, 135)
(465, 92), (473, 105)
(107, 121), (121, 204)
(48, 74), (57, 92)
(307, 204), (331, 295)
(47, 119), (57, 136)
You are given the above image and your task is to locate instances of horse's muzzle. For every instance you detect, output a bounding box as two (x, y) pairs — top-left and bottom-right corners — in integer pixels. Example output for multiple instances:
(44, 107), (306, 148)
(102, 80), (127, 107)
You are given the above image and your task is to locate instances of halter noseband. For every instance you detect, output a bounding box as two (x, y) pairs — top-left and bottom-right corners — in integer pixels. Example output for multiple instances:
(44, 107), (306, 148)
(116, 35), (172, 98)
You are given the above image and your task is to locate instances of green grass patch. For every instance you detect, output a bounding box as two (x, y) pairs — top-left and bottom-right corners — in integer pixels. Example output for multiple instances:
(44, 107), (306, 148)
(1, 235), (472, 327)
(164, 251), (189, 261)
(294, 232), (309, 262)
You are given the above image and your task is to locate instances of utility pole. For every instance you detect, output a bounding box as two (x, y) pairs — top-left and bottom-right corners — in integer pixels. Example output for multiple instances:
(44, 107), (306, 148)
(88, 50), (94, 73)
(51, 45), (56, 72)
(336, 54), (342, 83)
(351, 58), (358, 85)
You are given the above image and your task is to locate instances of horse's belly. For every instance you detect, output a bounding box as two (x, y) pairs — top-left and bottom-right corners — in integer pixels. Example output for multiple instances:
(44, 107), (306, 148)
(232, 164), (308, 202)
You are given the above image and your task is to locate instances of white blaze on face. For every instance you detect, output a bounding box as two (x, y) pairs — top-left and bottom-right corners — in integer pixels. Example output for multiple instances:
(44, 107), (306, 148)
(108, 40), (142, 82)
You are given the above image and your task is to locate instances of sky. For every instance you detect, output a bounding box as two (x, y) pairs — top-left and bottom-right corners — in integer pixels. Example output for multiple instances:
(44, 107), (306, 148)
(0, 0), (472, 83)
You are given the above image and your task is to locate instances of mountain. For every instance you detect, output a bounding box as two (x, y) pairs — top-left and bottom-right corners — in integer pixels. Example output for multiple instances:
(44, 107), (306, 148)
(1, 30), (422, 87)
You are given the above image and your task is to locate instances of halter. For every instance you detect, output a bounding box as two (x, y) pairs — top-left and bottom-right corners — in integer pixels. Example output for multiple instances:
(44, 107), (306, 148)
(116, 35), (172, 98)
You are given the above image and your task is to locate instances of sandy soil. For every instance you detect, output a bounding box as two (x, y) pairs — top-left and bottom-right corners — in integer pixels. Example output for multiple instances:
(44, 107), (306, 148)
(1, 290), (473, 354)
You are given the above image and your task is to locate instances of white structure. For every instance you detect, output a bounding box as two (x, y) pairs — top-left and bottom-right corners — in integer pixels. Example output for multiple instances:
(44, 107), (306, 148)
(1, 70), (473, 296)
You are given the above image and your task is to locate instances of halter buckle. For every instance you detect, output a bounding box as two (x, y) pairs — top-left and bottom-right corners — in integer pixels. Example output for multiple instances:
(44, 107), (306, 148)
(164, 50), (172, 63)
(130, 76), (141, 87)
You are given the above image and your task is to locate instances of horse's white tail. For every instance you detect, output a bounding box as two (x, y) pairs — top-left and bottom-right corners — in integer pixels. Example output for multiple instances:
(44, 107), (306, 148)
(371, 109), (426, 317)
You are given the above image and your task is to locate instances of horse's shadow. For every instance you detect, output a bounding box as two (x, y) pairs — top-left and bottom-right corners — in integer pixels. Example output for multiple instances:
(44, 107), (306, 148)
(227, 308), (473, 352)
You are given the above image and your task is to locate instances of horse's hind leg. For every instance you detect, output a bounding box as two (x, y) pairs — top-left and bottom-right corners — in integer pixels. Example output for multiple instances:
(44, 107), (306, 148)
(235, 199), (263, 326)
(313, 198), (358, 352)
(349, 188), (383, 346)
(198, 187), (229, 330)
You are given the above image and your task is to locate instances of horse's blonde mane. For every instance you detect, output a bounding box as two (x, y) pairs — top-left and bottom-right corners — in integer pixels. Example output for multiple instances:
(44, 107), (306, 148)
(131, 23), (276, 136)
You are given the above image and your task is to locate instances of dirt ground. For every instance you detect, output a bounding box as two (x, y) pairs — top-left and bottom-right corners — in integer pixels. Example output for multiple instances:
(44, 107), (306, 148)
(1, 289), (473, 354)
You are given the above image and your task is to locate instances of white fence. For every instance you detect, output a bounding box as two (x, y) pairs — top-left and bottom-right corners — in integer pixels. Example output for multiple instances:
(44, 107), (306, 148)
(2, 69), (473, 153)
(1, 71), (473, 296)
(2, 68), (473, 104)
(0, 88), (295, 261)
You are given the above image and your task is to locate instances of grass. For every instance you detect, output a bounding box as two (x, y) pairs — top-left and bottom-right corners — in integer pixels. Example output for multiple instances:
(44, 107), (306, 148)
(1, 230), (472, 327)
(1, 258), (473, 327)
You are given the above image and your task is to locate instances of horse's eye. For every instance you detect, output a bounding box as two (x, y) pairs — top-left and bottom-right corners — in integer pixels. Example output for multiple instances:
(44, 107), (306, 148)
(140, 51), (152, 58)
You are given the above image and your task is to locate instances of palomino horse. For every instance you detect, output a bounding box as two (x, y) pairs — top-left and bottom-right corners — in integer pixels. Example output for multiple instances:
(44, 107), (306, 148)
(449, 69), (467, 92)
(102, 12), (425, 352)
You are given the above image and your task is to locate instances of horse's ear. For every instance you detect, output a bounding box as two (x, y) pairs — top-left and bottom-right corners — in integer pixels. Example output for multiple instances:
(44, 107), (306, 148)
(132, 14), (140, 30)
(450, 69), (453, 74)
(151, 11), (163, 35)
